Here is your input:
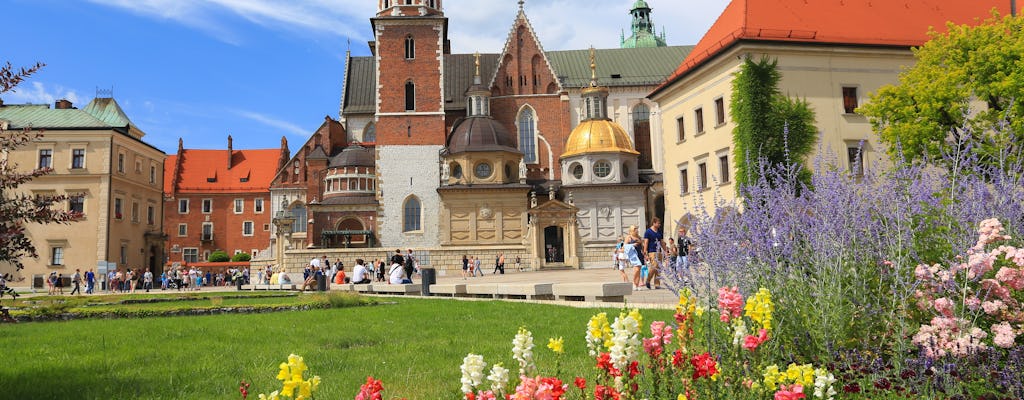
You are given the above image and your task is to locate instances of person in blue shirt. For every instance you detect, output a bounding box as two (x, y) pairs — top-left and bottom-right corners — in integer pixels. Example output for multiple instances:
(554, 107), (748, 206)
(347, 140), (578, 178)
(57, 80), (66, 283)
(643, 217), (664, 289)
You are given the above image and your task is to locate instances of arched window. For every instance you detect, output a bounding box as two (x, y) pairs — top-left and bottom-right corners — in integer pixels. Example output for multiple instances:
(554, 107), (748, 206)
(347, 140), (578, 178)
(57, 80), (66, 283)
(382, 0), (390, 9)
(632, 104), (652, 169)
(290, 203), (307, 233)
(517, 107), (537, 163)
(363, 122), (376, 143)
(403, 196), (421, 232)
(427, 0), (436, 8)
(405, 81), (415, 111)
(404, 35), (415, 59)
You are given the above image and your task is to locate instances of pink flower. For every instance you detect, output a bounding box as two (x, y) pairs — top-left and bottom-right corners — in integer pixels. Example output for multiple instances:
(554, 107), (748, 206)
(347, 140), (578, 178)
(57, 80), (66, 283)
(717, 286), (744, 322)
(992, 322), (1017, 348)
(995, 267), (1024, 290)
(981, 279), (1013, 302)
(742, 329), (770, 352)
(965, 295), (981, 311)
(981, 300), (1006, 316)
(933, 298), (955, 318)
(774, 384), (806, 400)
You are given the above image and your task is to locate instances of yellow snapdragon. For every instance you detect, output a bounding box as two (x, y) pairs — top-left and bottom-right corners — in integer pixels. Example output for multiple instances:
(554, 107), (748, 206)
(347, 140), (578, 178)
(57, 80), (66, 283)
(744, 288), (774, 332)
(547, 337), (564, 354)
(260, 354), (322, 400)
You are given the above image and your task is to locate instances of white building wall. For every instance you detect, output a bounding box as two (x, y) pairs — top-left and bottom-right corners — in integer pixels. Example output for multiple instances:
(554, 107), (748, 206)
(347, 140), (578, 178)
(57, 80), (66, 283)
(378, 145), (443, 248)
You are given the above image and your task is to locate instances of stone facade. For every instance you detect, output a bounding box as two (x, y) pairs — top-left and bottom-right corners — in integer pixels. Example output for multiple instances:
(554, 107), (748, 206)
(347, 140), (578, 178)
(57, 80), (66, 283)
(376, 145), (443, 247)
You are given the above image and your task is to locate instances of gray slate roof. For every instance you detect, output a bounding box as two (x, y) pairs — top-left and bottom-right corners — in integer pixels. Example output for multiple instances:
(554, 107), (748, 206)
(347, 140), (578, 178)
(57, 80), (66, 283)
(340, 46), (690, 116)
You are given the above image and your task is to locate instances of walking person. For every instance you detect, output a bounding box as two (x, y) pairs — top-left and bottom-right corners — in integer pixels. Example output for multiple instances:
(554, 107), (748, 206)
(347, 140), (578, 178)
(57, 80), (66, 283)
(70, 269), (82, 296)
(143, 270), (154, 292)
(473, 256), (483, 277)
(495, 253), (506, 274)
(47, 271), (56, 295)
(461, 255), (470, 279)
(643, 217), (665, 290)
(404, 249), (417, 281)
(515, 255), (522, 272)
(677, 226), (692, 272)
(85, 269), (95, 294)
(55, 273), (65, 295)
(625, 226), (644, 290)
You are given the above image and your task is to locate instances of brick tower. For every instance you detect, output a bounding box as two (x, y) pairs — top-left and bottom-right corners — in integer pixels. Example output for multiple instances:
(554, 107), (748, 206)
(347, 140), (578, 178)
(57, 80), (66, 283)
(372, 0), (448, 247)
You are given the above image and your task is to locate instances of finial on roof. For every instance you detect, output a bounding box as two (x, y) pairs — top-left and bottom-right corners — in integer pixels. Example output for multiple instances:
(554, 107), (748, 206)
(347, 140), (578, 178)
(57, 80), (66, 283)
(589, 46), (598, 87)
(518, 0), (524, 11)
(474, 52), (480, 77)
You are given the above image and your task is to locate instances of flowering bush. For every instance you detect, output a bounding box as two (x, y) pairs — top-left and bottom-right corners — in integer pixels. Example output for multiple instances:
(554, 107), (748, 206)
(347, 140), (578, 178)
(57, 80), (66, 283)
(256, 354), (321, 400)
(912, 218), (1023, 358)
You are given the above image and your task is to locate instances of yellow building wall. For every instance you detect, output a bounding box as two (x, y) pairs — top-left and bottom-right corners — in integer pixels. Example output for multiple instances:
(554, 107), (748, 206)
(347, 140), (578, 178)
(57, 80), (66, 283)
(653, 43), (913, 227)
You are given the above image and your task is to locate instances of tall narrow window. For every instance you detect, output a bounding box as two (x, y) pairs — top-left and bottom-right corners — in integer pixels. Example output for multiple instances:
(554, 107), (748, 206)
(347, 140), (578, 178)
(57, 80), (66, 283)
(178, 224), (187, 237)
(632, 104), (652, 169)
(117, 153), (125, 173)
(178, 199), (189, 214)
(51, 247), (64, 266)
(72, 149), (85, 169)
(403, 196), (421, 232)
(698, 162), (708, 190)
(404, 35), (415, 59)
(405, 81), (415, 111)
(202, 223), (213, 241)
(147, 206), (155, 225)
(695, 108), (705, 134)
(679, 166), (689, 195)
(715, 97), (726, 125)
(254, 198), (264, 213)
(202, 199), (213, 214)
(290, 204), (307, 233)
(848, 146), (864, 176)
(114, 198), (124, 220)
(38, 149), (52, 169)
(676, 116), (685, 142)
(234, 198), (244, 214)
(150, 165), (156, 183)
(842, 87), (859, 114)
(243, 221), (254, 236)
(719, 155), (730, 183)
(517, 107), (537, 163)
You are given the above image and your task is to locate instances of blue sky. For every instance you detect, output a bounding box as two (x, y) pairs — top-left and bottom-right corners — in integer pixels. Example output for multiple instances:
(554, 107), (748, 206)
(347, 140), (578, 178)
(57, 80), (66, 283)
(2, 0), (728, 154)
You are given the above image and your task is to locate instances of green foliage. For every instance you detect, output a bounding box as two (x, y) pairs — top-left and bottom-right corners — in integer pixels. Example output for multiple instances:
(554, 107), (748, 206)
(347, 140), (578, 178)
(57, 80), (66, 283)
(861, 11), (1024, 168)
(730, 56), (817, 191)
(208, 250), (230, 262)
(231, 252), (252, 262)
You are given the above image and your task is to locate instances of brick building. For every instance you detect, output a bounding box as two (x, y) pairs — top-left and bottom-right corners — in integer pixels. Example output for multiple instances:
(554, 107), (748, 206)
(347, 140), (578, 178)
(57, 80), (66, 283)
(273, 0), (687, 269)
(164, 136), (287, 264)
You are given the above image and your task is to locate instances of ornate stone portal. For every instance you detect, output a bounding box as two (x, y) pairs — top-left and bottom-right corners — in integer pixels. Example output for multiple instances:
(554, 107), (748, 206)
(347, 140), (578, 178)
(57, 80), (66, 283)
(526, 198), (580, 269)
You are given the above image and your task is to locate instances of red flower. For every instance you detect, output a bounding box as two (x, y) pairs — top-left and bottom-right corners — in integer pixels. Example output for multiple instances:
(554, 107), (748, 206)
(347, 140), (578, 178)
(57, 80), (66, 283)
(574, 377), (587, 390)
(356, 376), (384, 400)
(690, 352), (719, 380)
(466, 393), (476, 400)
(596, 353), (621, 376)
(672, 349), (685, 368)
(743, 329), (770, 352)
(239, 380), (250, 399)
(594, 385), (621, 400)
(628, 361), (640, 378)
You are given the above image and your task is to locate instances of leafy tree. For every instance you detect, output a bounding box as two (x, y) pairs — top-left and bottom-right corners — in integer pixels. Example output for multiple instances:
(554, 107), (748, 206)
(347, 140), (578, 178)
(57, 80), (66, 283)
(231, 252), (251, 262)
(861, 11), (1024, 168)
(1, 61), (82, 289)
(730, 56), (817, 191)
(208, 251), (231, 263)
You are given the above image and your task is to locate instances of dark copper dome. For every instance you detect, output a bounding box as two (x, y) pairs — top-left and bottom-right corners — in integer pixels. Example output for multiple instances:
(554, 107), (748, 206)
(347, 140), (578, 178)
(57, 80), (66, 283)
(446, 117), (521, 155)
(329, 145), (374, 168)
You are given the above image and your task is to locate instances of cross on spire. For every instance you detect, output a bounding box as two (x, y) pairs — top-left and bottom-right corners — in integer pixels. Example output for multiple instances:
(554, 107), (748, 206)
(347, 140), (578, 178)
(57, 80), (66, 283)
(518, 0), (525, 11)
(589, 46), (598, 87)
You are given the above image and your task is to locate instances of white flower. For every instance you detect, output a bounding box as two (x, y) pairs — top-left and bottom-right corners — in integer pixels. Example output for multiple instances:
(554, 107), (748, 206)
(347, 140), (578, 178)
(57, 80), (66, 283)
(731, 318), (749, 347)
(813, 367), (837, 400)
(487, 363), (510, 396)
(512, 327), (536, 377)
(609, 313), (641, 372)
(460, 353), (487, 394)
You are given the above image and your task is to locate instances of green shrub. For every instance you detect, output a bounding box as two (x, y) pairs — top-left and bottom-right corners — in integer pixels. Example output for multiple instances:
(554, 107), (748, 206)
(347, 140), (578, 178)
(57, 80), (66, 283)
(208, 251), (230, 262)
(231, 252), (252, 262)
(325, 292), (371, 308)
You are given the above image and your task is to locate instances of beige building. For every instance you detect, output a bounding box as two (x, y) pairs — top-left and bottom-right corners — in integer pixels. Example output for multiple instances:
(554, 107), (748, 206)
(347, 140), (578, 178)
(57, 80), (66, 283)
(649, 0), (1010, 229)
(0, 97), (165, 287)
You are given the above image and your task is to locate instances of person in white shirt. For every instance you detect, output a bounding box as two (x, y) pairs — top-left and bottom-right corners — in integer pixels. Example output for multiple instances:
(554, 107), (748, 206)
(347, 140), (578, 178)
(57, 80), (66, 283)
(352, 259), (371, 284)
(309, 257), (321, 269)
(389, 262), (411, 284)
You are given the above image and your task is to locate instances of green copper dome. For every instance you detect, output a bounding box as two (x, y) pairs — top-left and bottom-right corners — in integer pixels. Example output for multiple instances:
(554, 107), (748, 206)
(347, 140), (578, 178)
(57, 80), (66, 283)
(621, 0), (666, 48)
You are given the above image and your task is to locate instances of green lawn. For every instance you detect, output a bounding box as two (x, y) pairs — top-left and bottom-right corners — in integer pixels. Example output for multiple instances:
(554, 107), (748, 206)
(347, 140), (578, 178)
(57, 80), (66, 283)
(0, 296), (675, 399)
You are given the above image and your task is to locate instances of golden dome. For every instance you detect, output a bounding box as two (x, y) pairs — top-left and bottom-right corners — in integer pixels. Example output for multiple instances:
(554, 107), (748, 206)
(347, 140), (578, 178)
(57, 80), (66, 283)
(561, 119), (640, 159)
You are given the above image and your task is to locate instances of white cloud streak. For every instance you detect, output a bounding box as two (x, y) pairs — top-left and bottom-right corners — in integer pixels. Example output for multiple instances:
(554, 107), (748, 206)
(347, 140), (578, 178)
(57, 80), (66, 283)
(234, 110), (309, 137)
(2, 82), (81, 106)
(86, 0), (730, 51)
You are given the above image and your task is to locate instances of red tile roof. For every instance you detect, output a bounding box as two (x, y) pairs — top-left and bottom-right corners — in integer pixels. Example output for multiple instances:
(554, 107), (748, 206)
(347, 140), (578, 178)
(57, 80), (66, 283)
(165, 149), (283, 194)
(652, 0), (1009, 96)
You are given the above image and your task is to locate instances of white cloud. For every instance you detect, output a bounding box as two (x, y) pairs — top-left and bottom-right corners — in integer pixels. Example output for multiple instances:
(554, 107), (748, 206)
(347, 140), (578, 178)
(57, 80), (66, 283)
(2, 82), (80, 106)
(234, 110), (309, 137)
(86, 0), (729, 51)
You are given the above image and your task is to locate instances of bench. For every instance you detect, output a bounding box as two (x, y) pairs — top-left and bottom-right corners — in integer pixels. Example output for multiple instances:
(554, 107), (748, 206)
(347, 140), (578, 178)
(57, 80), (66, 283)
(430, 283), (467, 297)
(370, 283), (422, 295)
(241, 284), (299, 291)
(496, 283), (554, 300)
(330, 283), (355, 292)
(352, 284), (374, 293)
(552, 282), (633, 302)
(464, 283), (500, 299)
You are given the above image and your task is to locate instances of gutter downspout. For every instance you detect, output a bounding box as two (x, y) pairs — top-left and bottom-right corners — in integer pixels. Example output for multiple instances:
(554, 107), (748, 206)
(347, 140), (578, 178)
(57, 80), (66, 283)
(106, 136), (113, 267)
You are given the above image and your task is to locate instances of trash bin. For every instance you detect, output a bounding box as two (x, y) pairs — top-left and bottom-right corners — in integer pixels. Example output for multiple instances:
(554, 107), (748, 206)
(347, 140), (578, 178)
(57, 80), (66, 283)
(317, 274), (327, 291)
(420, 268), (436, 296)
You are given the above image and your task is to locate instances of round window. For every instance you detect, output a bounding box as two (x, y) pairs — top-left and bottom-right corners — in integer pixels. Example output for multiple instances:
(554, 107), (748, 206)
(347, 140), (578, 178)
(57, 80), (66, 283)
(593, 161), (612, 178)
(572, 164), (584, 179)
(452, 163), (463, 179)
(474, 162), (492, 179)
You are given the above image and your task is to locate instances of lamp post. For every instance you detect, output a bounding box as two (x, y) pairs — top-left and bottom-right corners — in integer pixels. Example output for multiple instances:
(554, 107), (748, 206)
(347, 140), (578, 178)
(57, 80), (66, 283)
(272, 198), (296, 271)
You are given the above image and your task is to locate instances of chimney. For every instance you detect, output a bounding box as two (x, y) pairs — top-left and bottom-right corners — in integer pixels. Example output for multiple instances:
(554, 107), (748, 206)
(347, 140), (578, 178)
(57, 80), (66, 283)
(227, 135), (233, 170)
(55, 99), (73, 109)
